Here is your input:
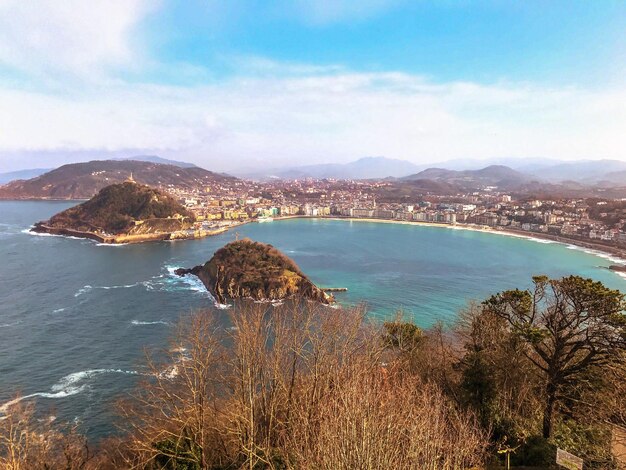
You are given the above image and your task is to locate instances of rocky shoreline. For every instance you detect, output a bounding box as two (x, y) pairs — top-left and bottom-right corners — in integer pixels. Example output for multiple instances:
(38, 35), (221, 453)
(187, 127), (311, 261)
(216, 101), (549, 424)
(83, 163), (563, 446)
(30, 222), (238, 244)
(175, 239), (334, 305)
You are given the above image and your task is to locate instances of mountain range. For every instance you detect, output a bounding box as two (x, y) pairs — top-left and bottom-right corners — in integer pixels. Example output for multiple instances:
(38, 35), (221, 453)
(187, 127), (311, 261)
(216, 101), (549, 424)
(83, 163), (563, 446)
(0, 160), (236, 200)
(400, 165), (534, 190)
(233, 156), (626, 184)
(234, 157), (423, 180)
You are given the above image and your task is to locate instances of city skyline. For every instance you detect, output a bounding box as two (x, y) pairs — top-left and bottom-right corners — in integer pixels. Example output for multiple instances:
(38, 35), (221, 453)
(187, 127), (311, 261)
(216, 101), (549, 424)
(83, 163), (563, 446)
(1, 1), (626, 172)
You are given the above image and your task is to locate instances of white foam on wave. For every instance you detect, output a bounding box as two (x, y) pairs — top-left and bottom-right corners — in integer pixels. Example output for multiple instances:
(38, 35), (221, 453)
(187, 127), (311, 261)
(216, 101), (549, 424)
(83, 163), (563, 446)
(74, 285), (92, 297)
(0, 320), (21, 328)
(564, 244), (626, 264)
(164, 266), (208, 294)
(74, 282), (145, 297)
(131, 320), (170, 326)
(21, 229), (85, 241)
(161, 365), (179, 379)
(52, 307), (66, 313)
(99, 282), (142, 290)
(0, 368), (138, 415)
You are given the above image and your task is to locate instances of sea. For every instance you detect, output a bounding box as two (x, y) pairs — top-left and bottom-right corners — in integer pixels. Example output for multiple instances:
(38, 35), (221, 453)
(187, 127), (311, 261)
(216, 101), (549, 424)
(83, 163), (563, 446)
(1, 200), (625, 439)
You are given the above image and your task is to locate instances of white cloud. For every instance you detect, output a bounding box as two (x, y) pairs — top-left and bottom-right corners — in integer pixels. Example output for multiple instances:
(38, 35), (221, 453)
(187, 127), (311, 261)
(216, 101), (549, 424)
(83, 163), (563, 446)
(0, 0), (153, 76)
(1, 69), (626, 171)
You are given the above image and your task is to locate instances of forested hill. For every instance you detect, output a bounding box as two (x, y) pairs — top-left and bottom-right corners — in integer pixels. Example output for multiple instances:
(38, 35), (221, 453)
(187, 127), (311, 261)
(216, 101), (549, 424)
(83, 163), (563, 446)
(0, 160), (237, 199)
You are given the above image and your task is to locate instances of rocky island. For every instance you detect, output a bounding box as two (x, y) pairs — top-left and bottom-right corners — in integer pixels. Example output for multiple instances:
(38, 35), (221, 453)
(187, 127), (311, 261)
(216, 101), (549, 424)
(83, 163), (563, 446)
(175, 239), (334, 304)
(31, 182), (198, 244)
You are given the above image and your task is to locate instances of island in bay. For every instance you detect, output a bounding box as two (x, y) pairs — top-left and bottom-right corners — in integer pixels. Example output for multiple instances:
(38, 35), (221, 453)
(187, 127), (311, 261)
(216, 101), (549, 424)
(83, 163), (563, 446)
(31, 181), (206, 244)
(175, 239), (334, 304)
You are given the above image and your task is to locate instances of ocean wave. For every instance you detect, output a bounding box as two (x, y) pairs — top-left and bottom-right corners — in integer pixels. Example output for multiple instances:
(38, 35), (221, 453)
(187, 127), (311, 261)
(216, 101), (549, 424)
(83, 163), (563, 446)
(0, 368), (138, 415)
(74, 282), (144, 297)
(0, 320), (21, 328)
(21, 229), (85, 241)
(74, 285), (92, 297)
(160, 365), (179, 379)
(564, 244), (626, 264)
(52, 307), (66, 313)
(131, 320), (170, 326)
(164, 266), (208, 294)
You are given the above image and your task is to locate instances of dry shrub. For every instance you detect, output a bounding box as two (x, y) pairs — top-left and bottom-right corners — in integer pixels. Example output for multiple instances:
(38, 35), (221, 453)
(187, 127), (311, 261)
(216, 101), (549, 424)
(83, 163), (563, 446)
(286, 364), (487, 470)
(0, 400), (92, 470)
(118, 300), (488, 469)
(117, 310), (229, 469)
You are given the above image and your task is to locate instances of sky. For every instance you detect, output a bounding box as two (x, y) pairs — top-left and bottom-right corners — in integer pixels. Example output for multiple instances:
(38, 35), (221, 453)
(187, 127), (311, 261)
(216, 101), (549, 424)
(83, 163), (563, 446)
(0, 0), (626, 172)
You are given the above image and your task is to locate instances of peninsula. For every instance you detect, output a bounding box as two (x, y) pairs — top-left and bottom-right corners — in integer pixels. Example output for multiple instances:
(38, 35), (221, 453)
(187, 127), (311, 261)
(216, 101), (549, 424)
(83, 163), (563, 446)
(175, 239), (334, 304)
(31, 182), (201, 244)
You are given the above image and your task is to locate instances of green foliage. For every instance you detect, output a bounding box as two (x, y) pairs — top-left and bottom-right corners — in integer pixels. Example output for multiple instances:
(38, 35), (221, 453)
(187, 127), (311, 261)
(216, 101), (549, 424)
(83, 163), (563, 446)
(460, 350), (497, 428)
(552, 420), (614, 468)
(153, 435), (203, 470)
(511, 435), (556, 468)
(382, 321), (424, 352)
(48, 182), (194, 234)
(482, 275), (626, 439)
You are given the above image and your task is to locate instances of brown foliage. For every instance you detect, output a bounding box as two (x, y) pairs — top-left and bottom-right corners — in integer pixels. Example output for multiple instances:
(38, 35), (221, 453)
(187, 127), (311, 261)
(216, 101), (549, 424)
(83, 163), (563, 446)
(117, 301), (488, 469)
(0, 401), (94, 470)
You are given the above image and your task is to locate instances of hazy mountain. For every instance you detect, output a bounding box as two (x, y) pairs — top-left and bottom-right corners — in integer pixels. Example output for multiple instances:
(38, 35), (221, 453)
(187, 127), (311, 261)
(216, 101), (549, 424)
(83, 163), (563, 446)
(401, 165), (533, 190)
(521, 160), (626, 183)
(0, 168), (51, 185)
(113, 155), (198, 168)
(0, 160), (236, 200)
(420, 158), (626, 184)
(599, 170), (626, 185)
(236, 157), (424, 180)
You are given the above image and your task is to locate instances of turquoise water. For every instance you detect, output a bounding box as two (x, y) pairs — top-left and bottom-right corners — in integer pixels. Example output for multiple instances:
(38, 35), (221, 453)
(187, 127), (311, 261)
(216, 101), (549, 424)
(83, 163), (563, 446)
(1, 201), (625, 438)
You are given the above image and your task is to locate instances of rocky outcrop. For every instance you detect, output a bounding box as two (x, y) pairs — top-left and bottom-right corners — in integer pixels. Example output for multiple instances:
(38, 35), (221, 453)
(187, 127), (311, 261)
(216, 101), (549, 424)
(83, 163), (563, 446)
(609, 265), (626, 273)
(175, 239), (334, 304)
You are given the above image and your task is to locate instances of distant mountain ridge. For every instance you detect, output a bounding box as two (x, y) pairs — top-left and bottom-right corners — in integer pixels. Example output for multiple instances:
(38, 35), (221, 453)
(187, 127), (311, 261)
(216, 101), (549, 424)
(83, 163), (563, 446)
(112, 155), (198, 168)
(0, 155), (198, 186)
(0, 168), (51, 185)
(236, 157), (423, 180)
(0, 160), (236, 200)
(401, 165), (533, 190)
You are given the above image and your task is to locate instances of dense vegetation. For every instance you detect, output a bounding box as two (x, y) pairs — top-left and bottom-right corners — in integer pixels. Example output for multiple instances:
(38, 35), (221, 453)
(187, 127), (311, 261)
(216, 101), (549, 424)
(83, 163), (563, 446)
(179, 239), (331, 304)
(46, 182), (195, 234)
(1, 275), (625, 469)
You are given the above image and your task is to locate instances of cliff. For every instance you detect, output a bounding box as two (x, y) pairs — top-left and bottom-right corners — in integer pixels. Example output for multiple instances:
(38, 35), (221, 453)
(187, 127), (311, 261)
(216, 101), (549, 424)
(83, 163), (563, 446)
(175, 239), (333, 304)
(32, 182), (195, 241)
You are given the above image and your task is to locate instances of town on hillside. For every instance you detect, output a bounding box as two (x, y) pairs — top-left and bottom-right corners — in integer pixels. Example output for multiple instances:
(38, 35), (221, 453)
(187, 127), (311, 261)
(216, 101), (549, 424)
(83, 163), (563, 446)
(165, 177), (626, 255)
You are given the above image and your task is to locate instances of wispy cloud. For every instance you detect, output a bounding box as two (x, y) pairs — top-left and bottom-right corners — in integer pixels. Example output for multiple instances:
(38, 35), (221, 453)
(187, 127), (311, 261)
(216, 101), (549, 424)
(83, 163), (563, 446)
(1, 67), (626, 171)
(0, 2), (625, 172)
(0, 0), (154, 78)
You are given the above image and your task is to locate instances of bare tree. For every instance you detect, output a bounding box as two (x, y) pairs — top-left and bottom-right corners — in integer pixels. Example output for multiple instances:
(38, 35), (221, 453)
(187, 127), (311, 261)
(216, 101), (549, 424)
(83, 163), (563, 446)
(0, 400), (92, 469)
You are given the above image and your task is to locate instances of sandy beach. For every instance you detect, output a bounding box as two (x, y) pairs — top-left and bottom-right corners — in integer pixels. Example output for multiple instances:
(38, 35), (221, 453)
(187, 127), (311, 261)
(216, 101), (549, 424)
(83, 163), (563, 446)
(269, 215), (626, 264)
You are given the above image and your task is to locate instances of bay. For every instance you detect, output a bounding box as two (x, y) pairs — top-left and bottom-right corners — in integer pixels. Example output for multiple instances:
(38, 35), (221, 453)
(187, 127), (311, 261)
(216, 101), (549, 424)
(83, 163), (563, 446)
(1, 201), (624, 438)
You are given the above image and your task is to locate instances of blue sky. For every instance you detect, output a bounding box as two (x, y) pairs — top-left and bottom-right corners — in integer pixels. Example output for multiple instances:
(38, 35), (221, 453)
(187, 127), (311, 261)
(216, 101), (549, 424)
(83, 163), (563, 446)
(146, 1), (625, 86)
(0, 0), (625, 171)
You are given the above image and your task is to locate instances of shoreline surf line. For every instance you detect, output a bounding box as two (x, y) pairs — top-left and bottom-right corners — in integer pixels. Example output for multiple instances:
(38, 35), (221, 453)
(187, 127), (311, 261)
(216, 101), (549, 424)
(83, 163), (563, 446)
(269, 216), (626, 265)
